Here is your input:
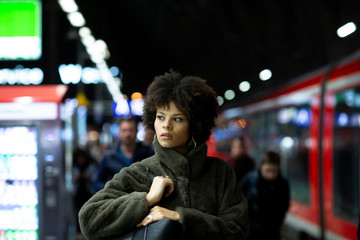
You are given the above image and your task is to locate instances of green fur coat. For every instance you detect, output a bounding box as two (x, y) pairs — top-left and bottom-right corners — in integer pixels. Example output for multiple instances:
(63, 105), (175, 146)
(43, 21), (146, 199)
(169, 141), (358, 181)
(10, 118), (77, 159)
(79, 139), (249, 239)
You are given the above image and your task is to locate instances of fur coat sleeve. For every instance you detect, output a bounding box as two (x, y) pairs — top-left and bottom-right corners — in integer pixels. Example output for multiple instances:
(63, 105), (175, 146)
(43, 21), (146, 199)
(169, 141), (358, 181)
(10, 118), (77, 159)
(78, 165), (153, 239)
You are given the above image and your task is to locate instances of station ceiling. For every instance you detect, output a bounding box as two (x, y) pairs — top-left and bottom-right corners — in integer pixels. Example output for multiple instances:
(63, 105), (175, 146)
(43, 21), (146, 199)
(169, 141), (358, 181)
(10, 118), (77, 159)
(61, 0), (360, 109)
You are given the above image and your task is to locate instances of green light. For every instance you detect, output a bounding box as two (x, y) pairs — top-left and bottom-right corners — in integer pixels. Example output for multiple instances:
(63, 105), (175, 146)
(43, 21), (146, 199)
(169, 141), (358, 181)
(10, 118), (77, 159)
(0, 0), (41, 37)
(0, 0), (42, 60)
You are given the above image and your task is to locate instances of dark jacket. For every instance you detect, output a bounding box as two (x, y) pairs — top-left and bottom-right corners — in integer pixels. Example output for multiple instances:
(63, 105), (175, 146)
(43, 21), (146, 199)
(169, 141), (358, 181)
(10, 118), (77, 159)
(92, 141), (154, 192)
(79, 139), (249, 240)
(239, 169), (290, 240)
(226, 154), (254, 183)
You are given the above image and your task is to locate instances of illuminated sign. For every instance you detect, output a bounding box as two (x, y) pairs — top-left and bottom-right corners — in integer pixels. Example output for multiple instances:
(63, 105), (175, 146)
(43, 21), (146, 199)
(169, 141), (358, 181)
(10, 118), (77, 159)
(130, 99), (144, 116)
(0, 102), (58, 120)
(58, 64), (120, 84)
(278, 107), (311, 127)
(294, 108), (311, 127)
(113, 99), (131, 117)
(0, 0), (42, 60)
(0, 66), (43, 85)
(113, 99), (144, 117)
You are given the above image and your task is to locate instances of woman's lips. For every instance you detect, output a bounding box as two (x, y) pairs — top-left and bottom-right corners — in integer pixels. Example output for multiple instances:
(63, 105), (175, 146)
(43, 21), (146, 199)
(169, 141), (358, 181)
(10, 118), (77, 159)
(160, 132), (172, 140)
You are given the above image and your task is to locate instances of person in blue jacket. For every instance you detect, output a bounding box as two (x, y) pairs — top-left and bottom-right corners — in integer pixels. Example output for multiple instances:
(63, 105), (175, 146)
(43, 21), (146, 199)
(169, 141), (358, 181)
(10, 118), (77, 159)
(92, 117), (154, 192)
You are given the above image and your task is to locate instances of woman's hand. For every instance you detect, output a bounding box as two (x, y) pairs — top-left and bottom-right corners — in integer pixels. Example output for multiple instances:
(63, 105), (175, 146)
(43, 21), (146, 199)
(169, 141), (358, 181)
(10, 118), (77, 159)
(146, 176), (174, 207)
(137, 206), (180, 227)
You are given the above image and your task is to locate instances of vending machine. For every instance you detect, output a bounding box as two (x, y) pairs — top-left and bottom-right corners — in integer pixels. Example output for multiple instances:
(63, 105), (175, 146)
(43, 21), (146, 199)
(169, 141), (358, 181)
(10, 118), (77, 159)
(0, 85), (68, 240)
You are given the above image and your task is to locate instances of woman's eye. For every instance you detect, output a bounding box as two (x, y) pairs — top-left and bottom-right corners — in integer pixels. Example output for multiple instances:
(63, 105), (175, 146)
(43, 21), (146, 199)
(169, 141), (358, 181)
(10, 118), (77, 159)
(157, 115), (164, 120)
(174, 117), (183, 122)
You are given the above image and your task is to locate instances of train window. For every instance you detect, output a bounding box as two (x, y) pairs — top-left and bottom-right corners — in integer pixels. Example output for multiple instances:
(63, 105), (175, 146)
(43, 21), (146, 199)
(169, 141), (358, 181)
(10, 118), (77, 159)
(332, 88), (360, 223)
(248, 105), (311, 205)
(278, 106), (311, 205)
(248, 112), (268, 165)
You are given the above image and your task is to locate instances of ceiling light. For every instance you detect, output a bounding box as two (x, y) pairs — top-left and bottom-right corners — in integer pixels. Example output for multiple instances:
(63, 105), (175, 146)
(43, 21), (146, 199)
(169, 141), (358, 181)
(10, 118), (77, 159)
(337, 22), (357, 38)
(259, 69), (272, 81)
(239, 81), (251, 92)
(217, 96), (224, 106)
(59, 0), (125, 103)
(58, 0), (78, 13)
(224, 89), (235, 100)
(67, 12), (86, 27)
(79, 27), (91, 38)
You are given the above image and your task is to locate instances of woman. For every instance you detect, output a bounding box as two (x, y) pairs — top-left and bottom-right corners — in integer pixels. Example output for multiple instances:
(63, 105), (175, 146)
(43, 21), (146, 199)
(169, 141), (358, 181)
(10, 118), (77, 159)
(226, 137), (255, 183)
(79, 71), (249, 239)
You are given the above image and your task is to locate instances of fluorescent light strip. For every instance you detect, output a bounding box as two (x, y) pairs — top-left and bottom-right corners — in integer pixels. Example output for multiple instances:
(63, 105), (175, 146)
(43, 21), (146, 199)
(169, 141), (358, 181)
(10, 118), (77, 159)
(57, 0), (124, 102)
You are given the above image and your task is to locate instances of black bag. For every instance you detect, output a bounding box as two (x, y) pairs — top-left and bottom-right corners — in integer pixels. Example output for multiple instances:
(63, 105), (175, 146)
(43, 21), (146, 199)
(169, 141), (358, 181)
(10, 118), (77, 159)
(108, 166), (182, 240)
(108, 218), (182, 240)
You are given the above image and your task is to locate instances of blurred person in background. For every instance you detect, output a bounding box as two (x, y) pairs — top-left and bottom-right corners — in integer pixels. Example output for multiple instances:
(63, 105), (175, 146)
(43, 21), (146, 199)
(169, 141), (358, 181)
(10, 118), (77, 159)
(143, 128), (155, 149)
(92, 117), (154, 192)
(226, 137), (255, 183)
(239, 150), (290, 240)
(72, 148), (98, 240)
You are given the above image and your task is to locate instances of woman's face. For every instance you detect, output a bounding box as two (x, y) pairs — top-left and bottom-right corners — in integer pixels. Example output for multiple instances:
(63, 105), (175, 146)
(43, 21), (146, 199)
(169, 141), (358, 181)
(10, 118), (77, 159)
(230, 139), (245, 158)
(154, 101), (190, 155)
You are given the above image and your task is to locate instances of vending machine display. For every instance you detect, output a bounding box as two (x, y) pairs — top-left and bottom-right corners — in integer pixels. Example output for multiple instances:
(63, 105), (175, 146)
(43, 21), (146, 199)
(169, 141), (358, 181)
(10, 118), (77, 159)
(0, 85), (68, 240)
(0, 126), (39, 240)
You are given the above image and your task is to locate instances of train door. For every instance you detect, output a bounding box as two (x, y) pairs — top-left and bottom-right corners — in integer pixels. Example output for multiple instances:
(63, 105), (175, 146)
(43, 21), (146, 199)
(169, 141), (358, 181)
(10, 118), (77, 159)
(322, 85), (359, 239)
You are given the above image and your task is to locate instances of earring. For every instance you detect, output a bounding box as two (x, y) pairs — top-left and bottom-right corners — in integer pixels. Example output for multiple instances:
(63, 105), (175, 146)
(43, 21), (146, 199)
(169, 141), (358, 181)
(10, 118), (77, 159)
(188, 136), (197, 149)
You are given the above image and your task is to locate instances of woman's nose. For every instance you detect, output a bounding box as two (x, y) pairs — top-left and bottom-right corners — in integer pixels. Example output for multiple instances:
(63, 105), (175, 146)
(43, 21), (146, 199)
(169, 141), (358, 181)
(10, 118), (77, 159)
(163, 119), (172, 129)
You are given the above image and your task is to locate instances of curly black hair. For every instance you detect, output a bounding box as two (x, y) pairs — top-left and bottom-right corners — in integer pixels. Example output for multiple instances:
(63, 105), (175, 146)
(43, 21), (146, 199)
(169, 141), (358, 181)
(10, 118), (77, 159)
(142, 71), (218, 144)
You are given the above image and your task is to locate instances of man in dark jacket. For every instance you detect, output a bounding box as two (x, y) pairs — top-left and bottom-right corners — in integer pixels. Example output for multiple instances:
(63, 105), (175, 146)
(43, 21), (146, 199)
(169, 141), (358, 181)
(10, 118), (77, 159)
(239, 150), (290, 240)
(93, 117), (154, 191)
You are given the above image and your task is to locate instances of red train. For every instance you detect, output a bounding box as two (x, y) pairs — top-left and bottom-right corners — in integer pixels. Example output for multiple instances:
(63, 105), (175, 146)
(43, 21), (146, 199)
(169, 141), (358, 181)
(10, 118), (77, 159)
(209, 50), (360, 239)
